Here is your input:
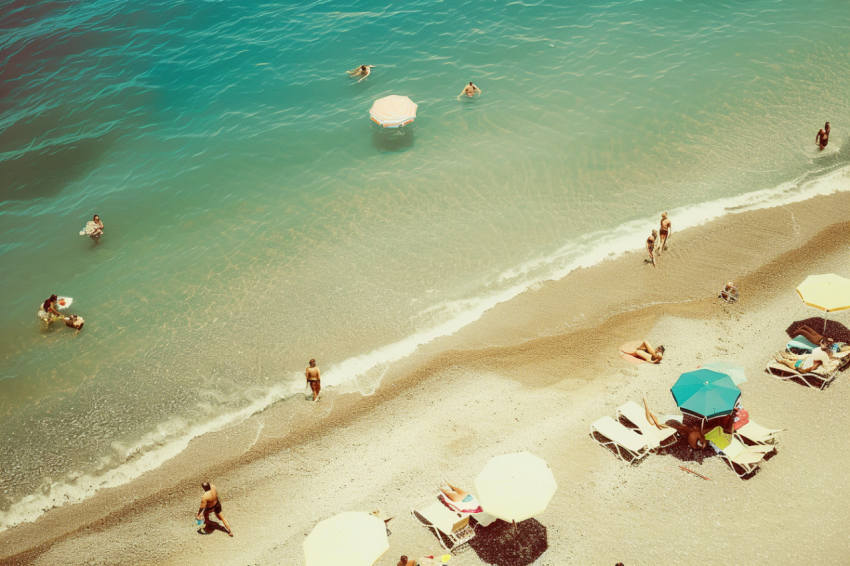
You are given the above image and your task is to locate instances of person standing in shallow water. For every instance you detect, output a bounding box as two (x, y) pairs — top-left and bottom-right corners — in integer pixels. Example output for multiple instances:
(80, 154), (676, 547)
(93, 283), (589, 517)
(816, 122), (830, 150)
(197, 481), (233, 536)
(306, 358), (321, 402)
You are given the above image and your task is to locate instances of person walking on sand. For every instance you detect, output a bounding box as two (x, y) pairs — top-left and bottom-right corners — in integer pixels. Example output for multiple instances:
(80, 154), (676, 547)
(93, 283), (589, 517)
(347, 64), (375, 83)
(457, 82), (482, 99)
(306, 358), (321, 402)
(658, 212), (671, 253)
(816, 122), (830, 150)
(646, 230), (657, 267)
(197, 481), (233, 536)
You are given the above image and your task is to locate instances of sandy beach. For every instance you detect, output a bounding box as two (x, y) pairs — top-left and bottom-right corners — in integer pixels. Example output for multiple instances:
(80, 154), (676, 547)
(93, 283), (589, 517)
(2, 189), (849, 566)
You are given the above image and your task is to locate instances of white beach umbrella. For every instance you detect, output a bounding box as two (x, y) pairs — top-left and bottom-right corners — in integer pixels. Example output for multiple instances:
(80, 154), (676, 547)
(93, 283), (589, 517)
(474, 452), (557, 524)
(369, 95), (417, 128)
(303, 511), (389, 566)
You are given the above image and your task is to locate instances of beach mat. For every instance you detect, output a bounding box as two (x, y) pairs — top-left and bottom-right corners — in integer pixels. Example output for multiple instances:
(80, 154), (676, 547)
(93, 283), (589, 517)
(619, 340), (645, 364)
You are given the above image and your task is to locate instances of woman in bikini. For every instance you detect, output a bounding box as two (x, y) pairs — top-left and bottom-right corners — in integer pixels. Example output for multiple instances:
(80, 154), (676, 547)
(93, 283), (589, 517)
(646, 230), (657, 267)
(625, 340), (665, 363)
(437, 479), (482, 513)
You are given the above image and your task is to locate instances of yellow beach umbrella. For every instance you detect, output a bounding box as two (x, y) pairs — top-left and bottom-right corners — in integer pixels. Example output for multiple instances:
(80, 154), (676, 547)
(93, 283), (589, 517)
(796, 274), (850, 313)
(474, 452), (557, 524)
(369, 95), (417, 128)
(303, 512), (389, 566)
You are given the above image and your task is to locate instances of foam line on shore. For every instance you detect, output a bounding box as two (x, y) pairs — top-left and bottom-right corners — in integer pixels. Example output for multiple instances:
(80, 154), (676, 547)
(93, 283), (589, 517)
(1, 163), (847, 533)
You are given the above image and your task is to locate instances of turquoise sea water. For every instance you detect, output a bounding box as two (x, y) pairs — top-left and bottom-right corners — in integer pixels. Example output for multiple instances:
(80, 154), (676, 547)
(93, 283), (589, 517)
(1, 0), (849, 528)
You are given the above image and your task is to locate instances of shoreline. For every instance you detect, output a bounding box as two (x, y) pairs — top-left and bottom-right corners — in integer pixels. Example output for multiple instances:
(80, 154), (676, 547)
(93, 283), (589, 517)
(2, 188), (849, 565)
(6, 164), (849, 534)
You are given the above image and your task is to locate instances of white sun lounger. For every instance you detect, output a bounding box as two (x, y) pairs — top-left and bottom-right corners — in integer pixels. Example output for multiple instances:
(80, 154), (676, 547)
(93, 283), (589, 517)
(590, 416), (652, 463)
(716, 436), (775, 479)
(615, 401), (680, 449)
(765, 359), (842, 390)
(411, 498), (475, 552)
(735, 420), (784, 445)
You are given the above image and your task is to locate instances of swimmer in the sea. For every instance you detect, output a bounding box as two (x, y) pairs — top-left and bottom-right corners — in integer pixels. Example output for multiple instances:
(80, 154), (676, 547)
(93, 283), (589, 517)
(816, 122), (830, 150)
(457, 82), (482, 100)
(347, 65), (375, 83)
(63, 315), (84, 331)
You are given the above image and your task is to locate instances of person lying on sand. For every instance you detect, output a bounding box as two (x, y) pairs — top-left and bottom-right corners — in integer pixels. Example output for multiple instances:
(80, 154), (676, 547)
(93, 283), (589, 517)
(719, 281), (738, 303)
(347, 64), (375, 82)
(643, 397), (707, 449)
(197, 481), (233, 537)
(646, 230), (657, 267)
(398, 556), (437, 566)
(624, 340), (664, 363)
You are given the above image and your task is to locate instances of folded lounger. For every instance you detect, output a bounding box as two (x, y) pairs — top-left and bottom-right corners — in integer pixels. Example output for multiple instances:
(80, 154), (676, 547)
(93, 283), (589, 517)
(714, 436), (776, 479)
(765, 357), (845, 390)
(735, 420), (784, 445)
(411, 498), (475, 552)
(590, 416), (652, 463)
(615, 401), (680, 449)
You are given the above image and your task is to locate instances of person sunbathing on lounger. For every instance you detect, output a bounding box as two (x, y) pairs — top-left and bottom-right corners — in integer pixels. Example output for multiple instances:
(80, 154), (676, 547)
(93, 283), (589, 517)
(790, 326), (848, 352)
(774, 342), (833, 373)
(437, 480), (482, 513)
(643, 397), (707, 450)
(625, 341), (665, 363)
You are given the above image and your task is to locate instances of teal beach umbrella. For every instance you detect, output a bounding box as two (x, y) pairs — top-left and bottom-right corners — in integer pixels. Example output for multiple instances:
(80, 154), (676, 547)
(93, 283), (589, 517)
(701, 361), (747, 385)
(671, 369), (741, 419)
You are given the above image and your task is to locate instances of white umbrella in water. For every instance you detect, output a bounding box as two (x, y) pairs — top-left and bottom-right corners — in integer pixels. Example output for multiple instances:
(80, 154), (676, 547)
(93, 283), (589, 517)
(475, 452), (557, 525)
(369, 95), (417, 128)
(303, 512), (389, 566)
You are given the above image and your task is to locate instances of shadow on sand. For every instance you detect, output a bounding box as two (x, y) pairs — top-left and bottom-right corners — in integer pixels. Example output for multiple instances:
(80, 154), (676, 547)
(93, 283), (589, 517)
(469, 518), (548, 566)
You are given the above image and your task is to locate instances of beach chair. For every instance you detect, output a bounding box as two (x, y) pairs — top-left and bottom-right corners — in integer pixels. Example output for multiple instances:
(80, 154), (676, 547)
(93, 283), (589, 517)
(785, 335), (819, 354)
(589, 416), (652, 463)
(714, 436), (775, 479)
(411, 498), (475, 552)
(765, 357), (845, 390)
(734, 420), (784, 445)
(615, 401), (679, 449)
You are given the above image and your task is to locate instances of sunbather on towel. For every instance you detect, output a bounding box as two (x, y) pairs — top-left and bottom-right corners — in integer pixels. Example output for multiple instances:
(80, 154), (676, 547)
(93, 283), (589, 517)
(643, 397), (707, 450)
(624, 341), (665, 363)
(437, 480), (483, 513)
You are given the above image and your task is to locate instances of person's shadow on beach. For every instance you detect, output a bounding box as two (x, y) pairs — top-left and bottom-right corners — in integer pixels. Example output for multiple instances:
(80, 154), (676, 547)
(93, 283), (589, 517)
(197, 521), (230, 536)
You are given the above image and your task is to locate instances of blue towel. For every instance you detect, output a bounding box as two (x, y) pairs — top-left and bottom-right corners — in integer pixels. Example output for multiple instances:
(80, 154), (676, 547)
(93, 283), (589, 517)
(786, 335), (818, 353)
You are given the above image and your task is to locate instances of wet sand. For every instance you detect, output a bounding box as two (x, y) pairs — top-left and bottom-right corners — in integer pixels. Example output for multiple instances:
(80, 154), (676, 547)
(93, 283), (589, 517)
(1, 190), (849, 565)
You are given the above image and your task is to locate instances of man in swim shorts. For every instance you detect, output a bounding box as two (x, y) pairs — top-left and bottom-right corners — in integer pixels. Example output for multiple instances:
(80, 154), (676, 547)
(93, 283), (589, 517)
(816, 122), (830, 150)
(646, 230), (657, 267)
(658, 212), (671, 253)
(306, 358), (321, 402)
(197, 481), (233, 536)
(457, 82), (482, 99)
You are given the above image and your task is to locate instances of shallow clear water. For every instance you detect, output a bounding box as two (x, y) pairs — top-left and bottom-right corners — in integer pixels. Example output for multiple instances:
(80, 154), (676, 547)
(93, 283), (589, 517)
(1, 0), (849, 528)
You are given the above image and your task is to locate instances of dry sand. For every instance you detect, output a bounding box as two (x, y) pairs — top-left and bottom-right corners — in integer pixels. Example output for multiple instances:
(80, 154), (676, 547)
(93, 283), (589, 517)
(1, 191), (849, 566)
